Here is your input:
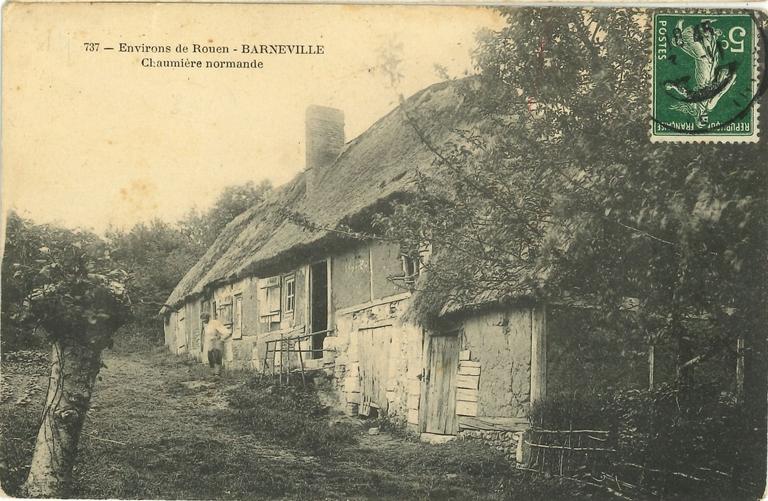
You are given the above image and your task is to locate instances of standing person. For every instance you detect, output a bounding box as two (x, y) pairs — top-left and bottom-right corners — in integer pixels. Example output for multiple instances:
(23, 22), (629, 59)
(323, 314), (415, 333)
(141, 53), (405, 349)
(200, 312), (231, 376)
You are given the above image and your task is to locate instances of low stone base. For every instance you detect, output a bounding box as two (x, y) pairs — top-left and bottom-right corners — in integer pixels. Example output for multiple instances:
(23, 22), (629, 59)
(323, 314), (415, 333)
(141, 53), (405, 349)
(420, 433), (457, 444)
(459, 429), (522, 462)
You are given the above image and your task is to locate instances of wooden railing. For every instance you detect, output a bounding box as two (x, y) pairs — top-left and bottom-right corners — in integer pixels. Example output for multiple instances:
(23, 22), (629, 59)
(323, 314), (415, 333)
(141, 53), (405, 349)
(262, 328), (334, 385)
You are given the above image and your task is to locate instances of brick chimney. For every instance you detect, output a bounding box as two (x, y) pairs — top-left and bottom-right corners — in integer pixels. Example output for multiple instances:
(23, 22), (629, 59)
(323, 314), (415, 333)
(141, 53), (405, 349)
(305, 105), (345, 199)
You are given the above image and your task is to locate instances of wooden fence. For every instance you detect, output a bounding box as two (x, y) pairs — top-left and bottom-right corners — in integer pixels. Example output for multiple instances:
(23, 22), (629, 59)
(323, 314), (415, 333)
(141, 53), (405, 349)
(262, 328), (333, 385)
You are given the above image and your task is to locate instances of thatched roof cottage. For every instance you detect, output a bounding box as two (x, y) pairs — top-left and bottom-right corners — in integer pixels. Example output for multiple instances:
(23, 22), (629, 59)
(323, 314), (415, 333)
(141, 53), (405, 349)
(162, 79), (550, 444)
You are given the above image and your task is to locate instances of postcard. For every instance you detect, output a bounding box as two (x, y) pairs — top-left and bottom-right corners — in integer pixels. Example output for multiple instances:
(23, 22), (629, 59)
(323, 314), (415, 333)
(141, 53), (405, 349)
(2, 4), (766, 500)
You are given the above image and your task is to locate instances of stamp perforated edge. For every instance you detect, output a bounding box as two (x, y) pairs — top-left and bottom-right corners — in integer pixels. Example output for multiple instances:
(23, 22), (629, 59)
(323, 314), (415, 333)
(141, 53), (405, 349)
(649, 11), (761, 144)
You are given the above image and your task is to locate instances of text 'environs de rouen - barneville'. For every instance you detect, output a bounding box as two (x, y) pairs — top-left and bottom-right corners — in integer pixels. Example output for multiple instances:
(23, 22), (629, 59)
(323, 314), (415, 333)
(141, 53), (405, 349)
(118, 43), (325, 55)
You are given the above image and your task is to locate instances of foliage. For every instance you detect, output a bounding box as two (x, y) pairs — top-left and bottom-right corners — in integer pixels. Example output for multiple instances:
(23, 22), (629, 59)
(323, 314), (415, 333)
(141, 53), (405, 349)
(109, 324), (165, 353)
(530, 387), (766, 499)
(177, 179), (272, 252)
(2, 180), (269, 352)
(372, 414), (419, 442)
(101, 180), (271, 346)
(228, 374), (357, 456)
(547, 306), (650, 395)
(1, 212), (48, 351)
(2, 211), (130, 350)
(377, 8), (767, 405)
(106, 219), (199, 338)
(529, 393), (608, 431)
(0, 405), (40, 496)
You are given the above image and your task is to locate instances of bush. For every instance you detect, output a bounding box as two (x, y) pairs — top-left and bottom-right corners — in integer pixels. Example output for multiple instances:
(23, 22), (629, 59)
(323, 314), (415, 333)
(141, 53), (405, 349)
(531, 386), (766, 500)
(110, 322), (164, 354)
(607, 384), (764, 499)
(0, 406), (39, 496)
(372, 414), (419, 442)
(529, 392), (608, 430)
(227, 375), (357, 456)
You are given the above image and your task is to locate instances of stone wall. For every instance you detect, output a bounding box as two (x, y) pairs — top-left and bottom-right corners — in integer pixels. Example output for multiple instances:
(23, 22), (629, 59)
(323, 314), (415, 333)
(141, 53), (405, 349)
(327, 292), (419, 420)
(459, 430), (523, 463)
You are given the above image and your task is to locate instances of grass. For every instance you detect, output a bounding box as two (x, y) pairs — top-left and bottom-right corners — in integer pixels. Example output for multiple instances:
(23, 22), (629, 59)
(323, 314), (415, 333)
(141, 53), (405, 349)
(227, 374), (358, 457)
(1, 343), (612, 500)
(0, 404), (41, 495)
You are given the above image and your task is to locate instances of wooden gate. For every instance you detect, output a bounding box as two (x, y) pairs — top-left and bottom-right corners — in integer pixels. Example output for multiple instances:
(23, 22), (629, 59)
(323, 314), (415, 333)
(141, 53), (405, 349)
(420, 332), (460, 434)
(358, 325), (393, 415)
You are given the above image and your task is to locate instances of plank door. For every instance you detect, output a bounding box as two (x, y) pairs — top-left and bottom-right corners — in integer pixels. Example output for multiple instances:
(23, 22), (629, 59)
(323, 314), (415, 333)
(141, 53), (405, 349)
(176, 310), (186, 353)
(420, 333), (460, 435)
(233, 294), (243, 340)
(358, 326), (393, 414)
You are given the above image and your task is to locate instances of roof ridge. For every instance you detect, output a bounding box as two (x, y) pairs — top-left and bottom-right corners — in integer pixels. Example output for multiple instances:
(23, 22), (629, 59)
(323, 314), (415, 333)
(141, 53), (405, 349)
(162, 76), (475, 312)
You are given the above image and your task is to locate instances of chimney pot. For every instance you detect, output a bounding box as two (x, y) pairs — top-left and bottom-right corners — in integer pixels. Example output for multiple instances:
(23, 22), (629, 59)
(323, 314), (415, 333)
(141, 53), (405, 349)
(305, 105), (344, 198)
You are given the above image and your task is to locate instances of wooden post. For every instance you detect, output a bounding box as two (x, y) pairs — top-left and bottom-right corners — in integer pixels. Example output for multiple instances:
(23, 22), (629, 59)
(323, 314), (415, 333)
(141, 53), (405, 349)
(297, 337), (306, 387)
(648, 343), (655, 390)
(279, 332), (284, 385)
(530, 304), (547, 405)
(736, 334), (745, 403)
(268, 341), (272, 375)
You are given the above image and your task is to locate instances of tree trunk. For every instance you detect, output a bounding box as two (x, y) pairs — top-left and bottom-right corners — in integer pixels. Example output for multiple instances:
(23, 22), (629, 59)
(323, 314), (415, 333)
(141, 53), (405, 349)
(23, 339), (102, 498)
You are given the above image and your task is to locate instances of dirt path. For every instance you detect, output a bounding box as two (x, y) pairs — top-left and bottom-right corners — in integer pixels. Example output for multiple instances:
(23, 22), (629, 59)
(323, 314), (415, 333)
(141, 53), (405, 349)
(76, 349), (320, 498)
(56, 348), (580, 500)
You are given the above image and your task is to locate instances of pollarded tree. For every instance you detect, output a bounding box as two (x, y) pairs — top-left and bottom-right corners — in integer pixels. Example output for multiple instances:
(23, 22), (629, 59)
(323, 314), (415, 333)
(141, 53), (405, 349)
(3, 214), (130, 497)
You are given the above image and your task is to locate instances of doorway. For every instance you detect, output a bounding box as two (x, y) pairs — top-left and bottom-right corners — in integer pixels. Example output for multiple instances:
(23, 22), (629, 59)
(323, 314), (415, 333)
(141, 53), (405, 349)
(419, 332), (460, 435)
(310, 261), (328, 359)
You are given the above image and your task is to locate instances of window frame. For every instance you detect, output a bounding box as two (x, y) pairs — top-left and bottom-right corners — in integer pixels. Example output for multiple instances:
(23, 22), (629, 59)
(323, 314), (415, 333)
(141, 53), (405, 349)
(284, 275), (296, 313)
(400, 253), (420, 285)
(220, 296), (233, 326)
(259, 276), (282, 323)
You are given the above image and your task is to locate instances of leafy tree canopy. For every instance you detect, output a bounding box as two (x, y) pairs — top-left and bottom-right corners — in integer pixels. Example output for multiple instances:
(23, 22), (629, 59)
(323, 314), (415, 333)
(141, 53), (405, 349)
(178, 179), (272, 252)
(376, 9), (767, 396)
(3, 211), (131, 349)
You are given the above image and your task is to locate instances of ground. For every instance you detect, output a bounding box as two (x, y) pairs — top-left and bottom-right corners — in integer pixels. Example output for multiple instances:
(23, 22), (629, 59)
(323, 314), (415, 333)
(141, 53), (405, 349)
(0, 346), (607, 500)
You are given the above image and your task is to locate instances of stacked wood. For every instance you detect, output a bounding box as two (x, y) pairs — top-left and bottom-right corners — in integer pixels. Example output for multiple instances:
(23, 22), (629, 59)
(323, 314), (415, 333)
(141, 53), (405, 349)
(456, 352), (480, 417)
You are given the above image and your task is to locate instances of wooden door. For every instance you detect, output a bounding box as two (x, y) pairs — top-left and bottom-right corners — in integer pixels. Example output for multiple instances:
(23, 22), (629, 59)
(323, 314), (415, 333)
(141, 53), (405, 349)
(176, 310), (186, 353)
(358, 326), (393, 415)
(233, 294), (243, 340)
(420, 333), (460, 434)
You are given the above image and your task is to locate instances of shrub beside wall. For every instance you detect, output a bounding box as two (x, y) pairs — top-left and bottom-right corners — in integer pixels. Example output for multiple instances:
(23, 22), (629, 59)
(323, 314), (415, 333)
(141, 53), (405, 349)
(526, 387), (766, 500)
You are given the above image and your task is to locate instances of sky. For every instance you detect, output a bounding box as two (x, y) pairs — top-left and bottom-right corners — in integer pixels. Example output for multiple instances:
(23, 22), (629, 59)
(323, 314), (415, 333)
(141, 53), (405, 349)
(3, 3), (504, 233)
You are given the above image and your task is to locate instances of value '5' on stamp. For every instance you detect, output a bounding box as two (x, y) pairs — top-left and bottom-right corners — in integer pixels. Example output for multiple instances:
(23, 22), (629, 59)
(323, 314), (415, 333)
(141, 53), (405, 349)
(652, 13), (760, 143)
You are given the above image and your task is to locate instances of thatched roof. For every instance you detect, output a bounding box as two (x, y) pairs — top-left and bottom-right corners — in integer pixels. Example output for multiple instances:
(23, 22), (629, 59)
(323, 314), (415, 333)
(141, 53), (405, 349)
(162, 78), (479, 312)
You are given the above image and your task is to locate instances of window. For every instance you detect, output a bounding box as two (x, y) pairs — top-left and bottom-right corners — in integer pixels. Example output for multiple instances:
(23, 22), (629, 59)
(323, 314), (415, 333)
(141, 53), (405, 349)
(285, 275), (295, 313)
(212, 300), (217, 319)
(220, 296), (233, 325)
(401, 253), (420, 285)
(259, 276), (281, 323)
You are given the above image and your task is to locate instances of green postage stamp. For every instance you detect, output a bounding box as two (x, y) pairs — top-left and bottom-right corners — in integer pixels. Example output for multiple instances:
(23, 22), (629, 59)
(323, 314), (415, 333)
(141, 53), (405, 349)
(652, 13), (760, 142)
